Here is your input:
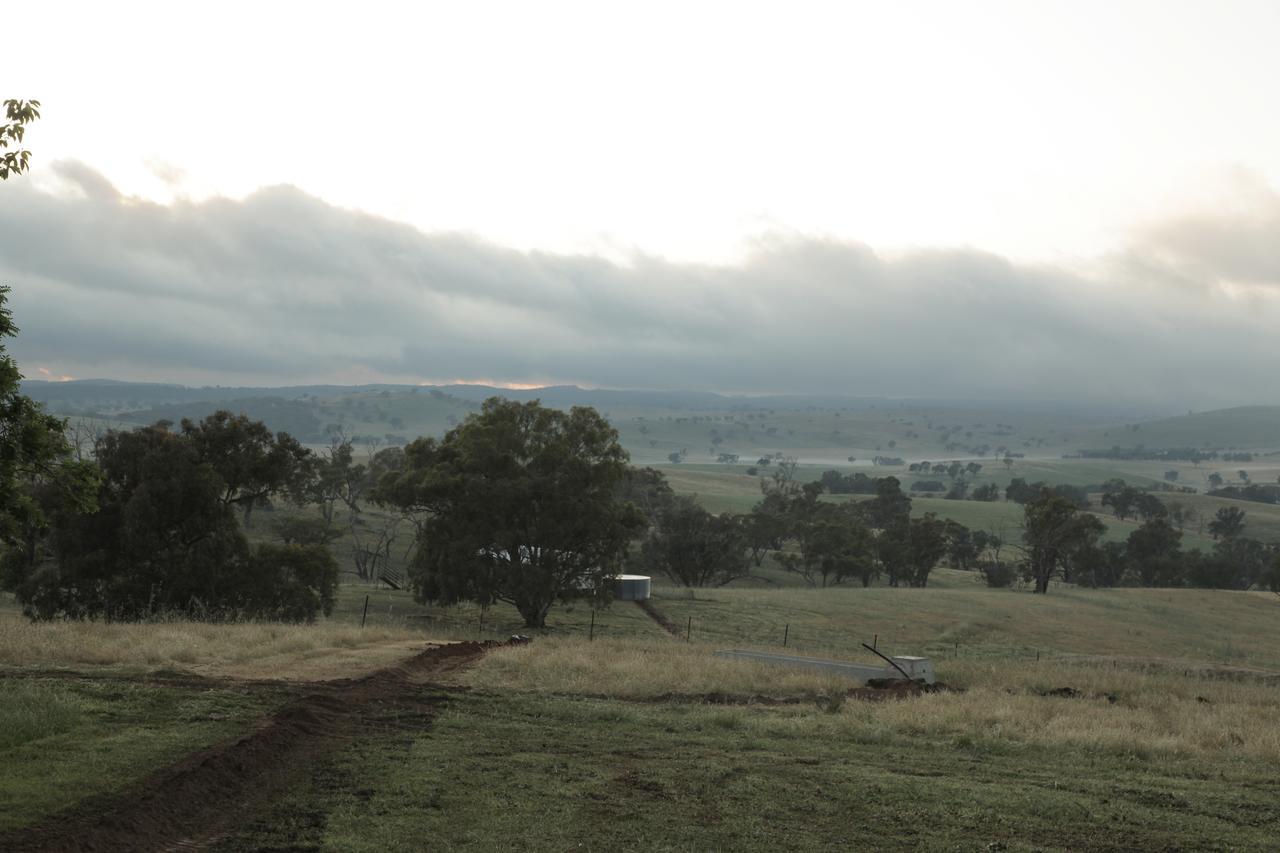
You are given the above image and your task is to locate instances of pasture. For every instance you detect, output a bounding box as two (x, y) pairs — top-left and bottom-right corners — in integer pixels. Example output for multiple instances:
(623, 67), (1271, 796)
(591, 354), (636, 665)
(4, 582), (1280, 849)
(8, 395), (1280, 849)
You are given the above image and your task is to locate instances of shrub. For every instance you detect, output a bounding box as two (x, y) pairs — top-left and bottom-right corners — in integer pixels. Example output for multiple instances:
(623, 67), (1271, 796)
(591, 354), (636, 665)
(979, 561), (1017, 588)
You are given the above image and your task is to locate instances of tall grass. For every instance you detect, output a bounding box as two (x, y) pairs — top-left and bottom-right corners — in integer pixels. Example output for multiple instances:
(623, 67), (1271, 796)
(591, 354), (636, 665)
(468, 637), (1280, 762)
(0, 612), (440, 680)
(466, 637), (852, 698)
(0, 682), (84, 750)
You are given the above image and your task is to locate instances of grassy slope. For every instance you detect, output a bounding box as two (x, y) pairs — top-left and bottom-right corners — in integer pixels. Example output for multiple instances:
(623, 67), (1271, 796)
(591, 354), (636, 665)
(224, 583), (1280, 851)
(0, 593), (447, 833)
(0, 678), (277, 832)
(226, 688), (1280, 852)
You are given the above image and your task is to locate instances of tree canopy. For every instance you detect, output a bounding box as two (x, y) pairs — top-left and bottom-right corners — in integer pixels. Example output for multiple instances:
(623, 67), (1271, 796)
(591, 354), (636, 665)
(375, 398), (645, 627)
(1, 99), (40, 180)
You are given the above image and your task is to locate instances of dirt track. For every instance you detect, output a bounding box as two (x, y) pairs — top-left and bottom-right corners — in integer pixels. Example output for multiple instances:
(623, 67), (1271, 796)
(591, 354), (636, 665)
(1, 641), (490, 853)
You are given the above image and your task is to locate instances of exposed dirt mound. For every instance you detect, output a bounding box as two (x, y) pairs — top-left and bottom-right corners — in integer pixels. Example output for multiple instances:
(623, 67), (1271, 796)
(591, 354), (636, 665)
(848, 679), (954, 701)
(632, 680), (958, 706)
(1, 641), (490, 853)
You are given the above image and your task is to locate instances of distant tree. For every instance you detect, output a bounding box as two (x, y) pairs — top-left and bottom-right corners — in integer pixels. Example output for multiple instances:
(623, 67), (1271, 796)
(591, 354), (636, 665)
(1072, 541), (1128, 588)
(744, 498), (790, 566)
(1005, 478), (1038, 504)
(1208, 472), (1224, 489)
(1238, 469), (1250, 483)
(272, 515), (341, 547)
(861, 476), (912, 529)
(971, 482), (1000, 502)
(1, 99), (40, 180)
(1100, 484), (1140, 520)
(1020, 490), (1106, 594)
(1132, 492), (1168, 523)
(877, 513), (949, 587)
(1166, 500), (1197, 533)
(667, 451), (684, 464)
(763, 456), (801, 499)
(616, 466), (675, 529)
(1208, 506), (1246, 541)
(1126, 519), (1183, 586)
(637, 497), (750, 587)
(1164, 470), (1179, 482)
(965, 462), (983, 477)
(374, 399), (644, 627)
(943, 520), (978, 570)
(781, 504), (875, 588)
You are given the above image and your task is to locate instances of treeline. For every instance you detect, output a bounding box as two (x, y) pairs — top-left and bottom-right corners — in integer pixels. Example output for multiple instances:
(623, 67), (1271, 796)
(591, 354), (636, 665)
(633, 469), (977, 590)
(0, 412), (366, 621)
(1208, 484), (1280, 505)
(1070, 447), (1254, 463)
(1019, 479), (1279, 591)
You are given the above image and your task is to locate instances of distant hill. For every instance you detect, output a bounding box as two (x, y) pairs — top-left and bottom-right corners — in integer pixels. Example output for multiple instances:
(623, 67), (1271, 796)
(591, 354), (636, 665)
(1067, 407), (1280, 453)
(115, 397), (327, 442)
(25, 378), (1279, 462)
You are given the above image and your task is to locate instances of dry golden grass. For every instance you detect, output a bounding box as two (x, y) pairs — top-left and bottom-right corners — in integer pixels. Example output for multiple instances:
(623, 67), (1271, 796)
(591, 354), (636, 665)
(465, 636), (854, 698)
(0, 612), (443, 681)
(467, 637), (1280, 763)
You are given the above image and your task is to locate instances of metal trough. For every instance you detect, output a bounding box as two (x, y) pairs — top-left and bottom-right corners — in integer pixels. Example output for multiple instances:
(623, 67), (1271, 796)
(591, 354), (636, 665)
(714, 649), (936, 684)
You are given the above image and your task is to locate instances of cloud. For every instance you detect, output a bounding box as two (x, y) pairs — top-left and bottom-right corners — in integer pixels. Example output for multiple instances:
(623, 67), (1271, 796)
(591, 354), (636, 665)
(2, 161), (1279, 409)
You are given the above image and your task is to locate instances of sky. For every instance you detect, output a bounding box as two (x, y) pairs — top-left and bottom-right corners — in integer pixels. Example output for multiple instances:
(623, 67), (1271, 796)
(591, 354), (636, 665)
(4, 0), (1280, 407)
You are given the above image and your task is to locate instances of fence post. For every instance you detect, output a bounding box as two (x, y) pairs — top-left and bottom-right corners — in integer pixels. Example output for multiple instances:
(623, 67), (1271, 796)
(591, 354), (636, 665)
(783, 624), (789, 647)
(873, 633), (878, 651)
(360, 594), (369, 629)
(686, 616), (692, 643)
(589, 609), (595, 641)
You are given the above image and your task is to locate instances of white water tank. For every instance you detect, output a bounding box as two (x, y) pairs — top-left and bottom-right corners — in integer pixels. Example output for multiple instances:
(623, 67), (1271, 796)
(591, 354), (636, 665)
(889, 656), (936, 684)
(613, 574), (651, 601)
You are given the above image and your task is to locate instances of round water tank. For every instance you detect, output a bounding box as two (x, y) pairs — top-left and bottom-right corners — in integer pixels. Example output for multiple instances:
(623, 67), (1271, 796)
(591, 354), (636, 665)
(613, 574), (651, 601)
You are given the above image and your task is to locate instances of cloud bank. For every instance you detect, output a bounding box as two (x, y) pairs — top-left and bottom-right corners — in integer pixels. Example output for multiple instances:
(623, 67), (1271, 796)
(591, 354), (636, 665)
(2, 161), (1279, 409)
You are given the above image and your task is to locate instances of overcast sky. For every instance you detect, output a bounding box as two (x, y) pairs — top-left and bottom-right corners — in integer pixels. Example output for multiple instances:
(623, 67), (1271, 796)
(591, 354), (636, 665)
(5, 1), (1280, 406)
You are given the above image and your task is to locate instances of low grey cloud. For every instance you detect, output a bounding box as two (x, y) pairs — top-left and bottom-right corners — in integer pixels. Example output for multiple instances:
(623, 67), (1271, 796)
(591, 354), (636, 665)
(2, 161), (1278, 410)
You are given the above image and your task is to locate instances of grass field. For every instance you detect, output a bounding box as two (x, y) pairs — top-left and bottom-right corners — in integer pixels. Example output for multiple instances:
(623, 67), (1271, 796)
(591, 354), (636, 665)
(221, 583), (1280, 851)
(5, 580), (1280, 849)
(0, 675), (280, 833)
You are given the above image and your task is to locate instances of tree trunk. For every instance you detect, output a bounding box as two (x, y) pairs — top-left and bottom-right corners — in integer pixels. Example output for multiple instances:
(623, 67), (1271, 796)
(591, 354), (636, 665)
(517, 597), (553, 628)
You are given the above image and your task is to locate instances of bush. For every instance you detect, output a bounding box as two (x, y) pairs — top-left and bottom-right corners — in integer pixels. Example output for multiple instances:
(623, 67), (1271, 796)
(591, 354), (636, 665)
(979, 561), (1017, 588)
(245, 544), (340, 621)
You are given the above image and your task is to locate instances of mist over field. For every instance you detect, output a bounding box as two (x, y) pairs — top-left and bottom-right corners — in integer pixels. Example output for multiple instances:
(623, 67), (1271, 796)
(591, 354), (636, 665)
(4, 160), (1279, 409)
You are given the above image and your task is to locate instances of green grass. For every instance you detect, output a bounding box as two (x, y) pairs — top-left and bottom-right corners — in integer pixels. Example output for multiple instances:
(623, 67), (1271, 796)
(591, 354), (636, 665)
(0, 678), (277, 832)
(221, 689), (1280, 852)
(647, 585), (1280, 669)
